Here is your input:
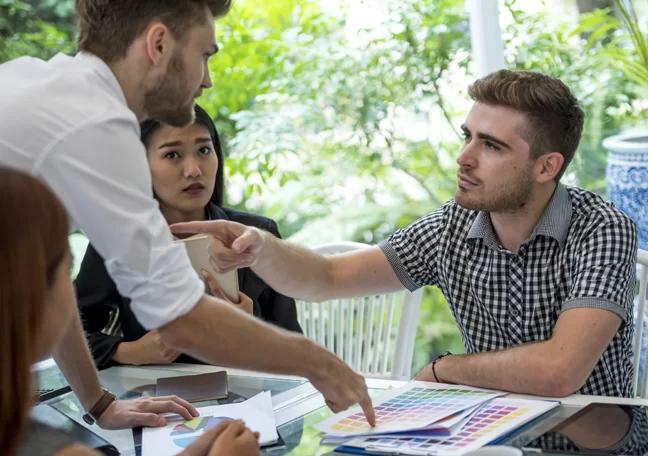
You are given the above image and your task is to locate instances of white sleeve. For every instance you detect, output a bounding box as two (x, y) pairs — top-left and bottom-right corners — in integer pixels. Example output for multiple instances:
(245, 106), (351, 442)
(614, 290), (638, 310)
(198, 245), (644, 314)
(35, 117), (204, 330)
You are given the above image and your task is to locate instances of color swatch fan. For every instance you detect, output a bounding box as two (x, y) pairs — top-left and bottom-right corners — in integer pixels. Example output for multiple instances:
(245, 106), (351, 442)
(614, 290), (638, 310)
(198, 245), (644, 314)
(337, 397), (559, 456)
(315, 382), (505, 437)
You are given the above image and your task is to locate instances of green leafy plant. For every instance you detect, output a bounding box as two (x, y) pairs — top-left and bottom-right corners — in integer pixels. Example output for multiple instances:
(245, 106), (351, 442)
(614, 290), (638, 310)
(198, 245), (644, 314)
(613, 0), (648, 90)
(579, 0), (648, 92)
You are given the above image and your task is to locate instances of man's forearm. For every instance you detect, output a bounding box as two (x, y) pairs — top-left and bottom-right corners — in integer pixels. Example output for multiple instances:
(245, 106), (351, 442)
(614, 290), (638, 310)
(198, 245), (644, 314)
(51, 311), (104, 410)
(159, 295), (328, 378)
(428, 341), (584, 397)
(252, 233), (333, 302)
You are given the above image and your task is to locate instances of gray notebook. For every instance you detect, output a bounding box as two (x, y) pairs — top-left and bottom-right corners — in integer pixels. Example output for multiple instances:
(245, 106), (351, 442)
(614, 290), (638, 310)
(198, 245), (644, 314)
(156, 371), (229, 403)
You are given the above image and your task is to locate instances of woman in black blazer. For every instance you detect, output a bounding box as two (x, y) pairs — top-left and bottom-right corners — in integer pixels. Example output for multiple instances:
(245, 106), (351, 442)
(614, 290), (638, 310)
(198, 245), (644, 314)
(76, 104), (301, 369)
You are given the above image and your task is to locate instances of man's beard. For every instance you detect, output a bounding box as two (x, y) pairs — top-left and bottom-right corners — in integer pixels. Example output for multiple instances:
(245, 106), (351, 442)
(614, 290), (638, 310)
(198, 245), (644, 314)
(143, 50), (196, 127)
(456, 165), (534, 213)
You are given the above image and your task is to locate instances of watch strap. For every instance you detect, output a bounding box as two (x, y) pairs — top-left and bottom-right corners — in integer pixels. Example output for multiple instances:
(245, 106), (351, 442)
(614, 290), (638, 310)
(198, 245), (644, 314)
(432, 351), (452, 383)
(82, 389), (116, 425)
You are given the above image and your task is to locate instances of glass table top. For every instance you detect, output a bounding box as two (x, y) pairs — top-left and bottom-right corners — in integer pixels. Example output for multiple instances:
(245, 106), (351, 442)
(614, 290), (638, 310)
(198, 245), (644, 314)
(35, 363), (315, 455)
(36, 362), (639, 456)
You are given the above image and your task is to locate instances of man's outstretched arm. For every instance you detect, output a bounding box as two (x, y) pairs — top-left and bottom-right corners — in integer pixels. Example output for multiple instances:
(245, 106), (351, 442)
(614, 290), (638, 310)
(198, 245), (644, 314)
(159, 293), (376, 425)
(171, 220), (405, 302)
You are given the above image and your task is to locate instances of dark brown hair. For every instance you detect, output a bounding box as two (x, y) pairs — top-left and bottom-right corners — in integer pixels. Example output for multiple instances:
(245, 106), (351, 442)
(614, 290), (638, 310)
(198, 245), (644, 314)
(0, 168), (70, 454)
(468, 69), (584, 181)
(75, 0), (233, 64)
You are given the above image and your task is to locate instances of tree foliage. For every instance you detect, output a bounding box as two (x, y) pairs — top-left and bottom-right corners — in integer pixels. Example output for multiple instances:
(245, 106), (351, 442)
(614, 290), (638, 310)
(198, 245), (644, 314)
(1, 0), (646, 375)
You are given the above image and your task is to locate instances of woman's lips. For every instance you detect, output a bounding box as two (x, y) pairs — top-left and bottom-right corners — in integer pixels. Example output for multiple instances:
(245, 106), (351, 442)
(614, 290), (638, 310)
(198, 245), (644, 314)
(183, 184), (205, 195)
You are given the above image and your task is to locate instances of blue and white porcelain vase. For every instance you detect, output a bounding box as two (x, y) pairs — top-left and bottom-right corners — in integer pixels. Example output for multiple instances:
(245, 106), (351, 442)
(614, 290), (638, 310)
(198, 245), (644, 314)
(604, 132), (648, 250)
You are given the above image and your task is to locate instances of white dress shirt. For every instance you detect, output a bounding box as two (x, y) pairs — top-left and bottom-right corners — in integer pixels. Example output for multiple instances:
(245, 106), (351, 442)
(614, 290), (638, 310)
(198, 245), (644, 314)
(0, 52), (204, 329)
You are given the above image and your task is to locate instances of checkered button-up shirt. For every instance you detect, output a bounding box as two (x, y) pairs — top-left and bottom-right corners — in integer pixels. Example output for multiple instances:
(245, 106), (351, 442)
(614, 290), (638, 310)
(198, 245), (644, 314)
(380, 184), (638, 397)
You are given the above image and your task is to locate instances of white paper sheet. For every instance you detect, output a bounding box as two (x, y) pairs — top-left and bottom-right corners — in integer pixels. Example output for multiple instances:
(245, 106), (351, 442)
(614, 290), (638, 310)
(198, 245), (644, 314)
(141, 391), (278, 456)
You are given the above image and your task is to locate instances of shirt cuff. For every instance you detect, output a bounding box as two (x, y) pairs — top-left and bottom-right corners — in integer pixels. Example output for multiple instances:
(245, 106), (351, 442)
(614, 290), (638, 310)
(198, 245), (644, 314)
(378, 239), (421, 292)
(561, 297), (629, 325)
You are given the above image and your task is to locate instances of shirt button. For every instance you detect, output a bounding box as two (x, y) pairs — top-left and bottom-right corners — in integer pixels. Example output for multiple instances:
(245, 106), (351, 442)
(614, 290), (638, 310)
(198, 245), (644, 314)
(510, 308), (520, 317)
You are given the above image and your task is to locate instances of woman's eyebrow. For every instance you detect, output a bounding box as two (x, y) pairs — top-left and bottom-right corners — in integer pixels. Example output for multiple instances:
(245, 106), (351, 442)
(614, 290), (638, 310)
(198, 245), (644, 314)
(158, 140), (184, 149)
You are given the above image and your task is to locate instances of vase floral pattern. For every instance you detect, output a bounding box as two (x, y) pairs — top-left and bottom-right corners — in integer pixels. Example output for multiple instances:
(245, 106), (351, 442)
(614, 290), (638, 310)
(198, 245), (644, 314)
(604, 134), (648, 251)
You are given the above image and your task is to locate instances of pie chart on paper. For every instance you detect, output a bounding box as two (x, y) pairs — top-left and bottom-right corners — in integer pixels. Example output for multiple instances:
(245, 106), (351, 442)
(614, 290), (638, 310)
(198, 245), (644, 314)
(171, 416), (232, 449)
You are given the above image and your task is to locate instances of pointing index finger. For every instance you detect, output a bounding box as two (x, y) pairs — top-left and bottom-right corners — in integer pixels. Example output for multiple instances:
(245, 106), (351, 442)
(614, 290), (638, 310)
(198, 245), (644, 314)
(170, 220), (213, 235)
(360, 396), (376, 427)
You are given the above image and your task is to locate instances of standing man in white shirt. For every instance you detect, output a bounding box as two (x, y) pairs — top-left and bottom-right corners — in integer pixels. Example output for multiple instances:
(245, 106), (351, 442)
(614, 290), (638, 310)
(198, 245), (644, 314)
(0, 0), (374, 430)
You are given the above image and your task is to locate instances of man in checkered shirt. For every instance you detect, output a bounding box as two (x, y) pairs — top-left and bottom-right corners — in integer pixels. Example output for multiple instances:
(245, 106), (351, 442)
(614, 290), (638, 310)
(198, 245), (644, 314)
(174, 70), (638, 398)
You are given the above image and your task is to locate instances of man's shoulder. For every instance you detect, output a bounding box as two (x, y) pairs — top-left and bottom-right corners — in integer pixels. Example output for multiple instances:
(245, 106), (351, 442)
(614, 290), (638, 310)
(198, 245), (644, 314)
(404, 199), (478, 237)
(0, 54), (137, 137)
(566, 186), (636, 230)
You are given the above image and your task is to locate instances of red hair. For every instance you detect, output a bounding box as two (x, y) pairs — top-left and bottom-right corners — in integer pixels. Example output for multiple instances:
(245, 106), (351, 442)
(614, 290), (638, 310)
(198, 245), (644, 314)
(0, 167), (70, 453)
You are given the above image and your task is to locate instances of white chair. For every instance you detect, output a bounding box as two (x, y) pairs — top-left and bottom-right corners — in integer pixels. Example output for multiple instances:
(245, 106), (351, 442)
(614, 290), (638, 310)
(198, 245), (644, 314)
(296, 241), (423, 381)
(632, 249), (648, 397)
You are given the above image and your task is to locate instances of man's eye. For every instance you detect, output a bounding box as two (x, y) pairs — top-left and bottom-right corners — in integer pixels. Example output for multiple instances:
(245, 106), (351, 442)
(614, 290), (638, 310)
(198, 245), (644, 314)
(485, 141), (500, 150)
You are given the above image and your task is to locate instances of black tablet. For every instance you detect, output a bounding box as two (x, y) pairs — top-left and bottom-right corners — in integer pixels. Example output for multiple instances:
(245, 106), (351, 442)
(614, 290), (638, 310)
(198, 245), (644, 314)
(523, 403), (648, 455)
(31, 404), (119, 455)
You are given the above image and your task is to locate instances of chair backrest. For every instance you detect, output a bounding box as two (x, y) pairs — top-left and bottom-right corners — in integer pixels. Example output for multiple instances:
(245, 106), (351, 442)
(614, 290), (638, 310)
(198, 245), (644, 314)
(297, 241), (423, 381)
(633, 249), (648, 397)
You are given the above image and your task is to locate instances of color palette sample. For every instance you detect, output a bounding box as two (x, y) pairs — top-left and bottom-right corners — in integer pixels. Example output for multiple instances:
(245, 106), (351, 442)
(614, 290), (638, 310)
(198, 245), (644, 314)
(171, 416), (230, 435)
(142, 391), (279, 456)
(315, 382), (505, 437)
(341, 398), (559, 455)
(171, 416), (231, 449)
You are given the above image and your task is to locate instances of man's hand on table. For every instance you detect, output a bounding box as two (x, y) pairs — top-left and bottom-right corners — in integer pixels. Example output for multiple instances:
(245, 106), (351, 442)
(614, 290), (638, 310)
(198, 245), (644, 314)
(98, 396), (199, 429)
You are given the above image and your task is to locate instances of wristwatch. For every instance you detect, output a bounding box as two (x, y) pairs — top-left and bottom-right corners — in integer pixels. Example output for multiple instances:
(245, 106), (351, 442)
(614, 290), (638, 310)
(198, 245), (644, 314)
(82, 388), (117, 425)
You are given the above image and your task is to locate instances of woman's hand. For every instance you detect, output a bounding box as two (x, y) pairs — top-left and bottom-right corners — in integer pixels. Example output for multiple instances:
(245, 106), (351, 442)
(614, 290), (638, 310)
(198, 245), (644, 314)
(180, 420), (260, 456)
(201, 270), (254, 315)
(113, 330), (181, 366)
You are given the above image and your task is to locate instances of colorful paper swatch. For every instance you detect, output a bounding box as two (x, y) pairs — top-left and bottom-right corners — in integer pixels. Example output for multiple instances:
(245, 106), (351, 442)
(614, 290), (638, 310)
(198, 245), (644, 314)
(170, 416), (231, 448)
(340, 397), (559, 455)
(315, 382), (505, 437)
(142, 391), (279, 456)
(171, 416), (231, 436)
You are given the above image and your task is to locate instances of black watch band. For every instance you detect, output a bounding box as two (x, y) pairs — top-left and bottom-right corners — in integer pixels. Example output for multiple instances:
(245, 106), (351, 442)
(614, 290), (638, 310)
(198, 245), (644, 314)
(432, 351), (452, 383)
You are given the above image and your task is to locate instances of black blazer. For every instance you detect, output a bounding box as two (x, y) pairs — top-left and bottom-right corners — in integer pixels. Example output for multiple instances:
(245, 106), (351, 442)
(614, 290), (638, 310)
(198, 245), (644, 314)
(76, 204), (302, 370)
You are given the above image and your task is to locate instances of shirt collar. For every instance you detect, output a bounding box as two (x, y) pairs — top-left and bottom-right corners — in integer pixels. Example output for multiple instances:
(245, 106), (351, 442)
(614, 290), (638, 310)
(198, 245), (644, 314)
(467, 184), (572, 249)
(73, 52), (128, 106)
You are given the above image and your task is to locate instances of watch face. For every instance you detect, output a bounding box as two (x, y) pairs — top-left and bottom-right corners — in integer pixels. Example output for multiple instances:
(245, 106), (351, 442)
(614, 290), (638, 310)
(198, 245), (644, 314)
(82, 414), (95, 425)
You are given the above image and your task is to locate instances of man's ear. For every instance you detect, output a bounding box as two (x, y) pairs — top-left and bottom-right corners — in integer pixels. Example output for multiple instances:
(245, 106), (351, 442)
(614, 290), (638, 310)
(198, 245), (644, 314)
(535, 152), (565, 184)
(143, 22), (171, 66)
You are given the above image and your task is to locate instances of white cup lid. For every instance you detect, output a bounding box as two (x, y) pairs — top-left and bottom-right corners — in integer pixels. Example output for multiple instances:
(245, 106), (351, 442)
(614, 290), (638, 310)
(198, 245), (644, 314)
(463, 446), (523, 456)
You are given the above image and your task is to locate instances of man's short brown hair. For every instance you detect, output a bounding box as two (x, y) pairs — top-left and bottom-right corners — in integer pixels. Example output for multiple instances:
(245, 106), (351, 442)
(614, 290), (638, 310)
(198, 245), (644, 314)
(468, 70), (584, 181)
(75, 0), (232, 64)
